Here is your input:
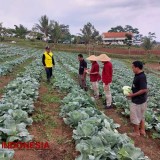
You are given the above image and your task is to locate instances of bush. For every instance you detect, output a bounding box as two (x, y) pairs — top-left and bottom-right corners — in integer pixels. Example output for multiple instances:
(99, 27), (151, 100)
(0, 36), (4, 41)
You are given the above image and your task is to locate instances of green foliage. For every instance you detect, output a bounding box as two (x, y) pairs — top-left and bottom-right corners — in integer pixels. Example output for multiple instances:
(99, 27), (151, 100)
(142, 32), (156, 57)
(36, 15), (52, 38)
(42, 94), (60, 104)
(50, 21), (62, 43)
(14, 24), (28, 38)
(0, 145), (14, 159)
(118, 143), (147, 160)
(142, 37), (154, 51)
(33, 108), (49, 123)
(80, 22), (100, 44)
(108, 25), (139, 34)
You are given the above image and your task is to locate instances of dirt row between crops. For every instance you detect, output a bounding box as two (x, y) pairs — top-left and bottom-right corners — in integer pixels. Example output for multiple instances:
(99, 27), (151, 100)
(0, 57), (35, 98)
(13, 79), (78, 160)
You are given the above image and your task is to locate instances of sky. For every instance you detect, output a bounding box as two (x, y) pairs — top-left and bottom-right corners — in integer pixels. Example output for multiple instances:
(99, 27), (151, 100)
(0, 0), (160, 41)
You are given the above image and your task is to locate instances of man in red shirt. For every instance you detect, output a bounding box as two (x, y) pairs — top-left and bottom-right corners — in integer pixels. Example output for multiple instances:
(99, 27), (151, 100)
(97, 54), (113, 109)
(86, 55), (101, 99)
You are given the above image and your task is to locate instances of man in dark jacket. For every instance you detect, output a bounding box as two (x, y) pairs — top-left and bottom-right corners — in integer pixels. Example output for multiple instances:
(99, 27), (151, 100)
(78, 54), (87, 91)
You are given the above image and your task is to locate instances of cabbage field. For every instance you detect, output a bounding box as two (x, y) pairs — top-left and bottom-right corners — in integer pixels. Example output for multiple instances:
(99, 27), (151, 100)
(0, 44), (160, 159)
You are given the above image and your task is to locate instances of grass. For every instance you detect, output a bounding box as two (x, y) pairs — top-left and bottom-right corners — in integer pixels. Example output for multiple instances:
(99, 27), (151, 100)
(0, 88), (5, 94)
(42, 94), (60, 104)
(3, 37), (47, 49)
(56, 136), (67, 144)
(32, 107), (58, 141)
(32, 108), (49, 123)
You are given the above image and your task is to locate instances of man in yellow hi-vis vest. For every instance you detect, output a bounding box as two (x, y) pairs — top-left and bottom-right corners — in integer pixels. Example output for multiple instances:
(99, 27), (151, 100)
(42, 46), (55, 82)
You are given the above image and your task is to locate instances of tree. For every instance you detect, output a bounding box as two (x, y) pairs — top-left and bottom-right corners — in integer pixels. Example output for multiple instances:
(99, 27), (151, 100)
(125, 33), (133, 56)
(72, 35), (81, 44)
(14, 24), (28, 38)
(49, 21), (62, 43)
(108, 25), (125, 32)
(36, 15), (52, 40)
(5, 28), (15, 37)
(125, 33), (133, 45)
(108, 25), (139, 34)
(59, 24), (70, 42)
(142, 32), (156, 58)
(0, 22), (6, 41)
(48, 21), (70, 44)
(80, 22), (99, 44)
(80, 22), (100, 55)
(124, 25), (139, 34)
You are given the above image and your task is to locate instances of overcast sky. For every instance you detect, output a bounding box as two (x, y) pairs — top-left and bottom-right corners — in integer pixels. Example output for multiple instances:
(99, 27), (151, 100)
(0, 0), (160, 41)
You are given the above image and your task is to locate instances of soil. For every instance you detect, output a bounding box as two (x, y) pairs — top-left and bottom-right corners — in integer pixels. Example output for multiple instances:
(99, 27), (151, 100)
(0, 75), (13, 97)
(145, 63), (160, 71)
(13, 81), (78, 160)
(0, 57), (34, 97)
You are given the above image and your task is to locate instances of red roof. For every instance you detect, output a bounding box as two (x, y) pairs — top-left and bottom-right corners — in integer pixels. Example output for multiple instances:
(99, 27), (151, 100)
(102, 32), (132, 38)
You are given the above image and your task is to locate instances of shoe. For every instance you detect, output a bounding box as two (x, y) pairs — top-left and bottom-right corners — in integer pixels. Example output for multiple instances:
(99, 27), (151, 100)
(140, 131), (146, 137)
(94, 95), (99, 99)
(104, 105), (112, 109)
(128, 132), (140, 137)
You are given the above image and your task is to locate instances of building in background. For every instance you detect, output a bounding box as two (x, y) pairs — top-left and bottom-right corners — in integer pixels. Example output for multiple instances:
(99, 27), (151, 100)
(102, 32), (133, 45)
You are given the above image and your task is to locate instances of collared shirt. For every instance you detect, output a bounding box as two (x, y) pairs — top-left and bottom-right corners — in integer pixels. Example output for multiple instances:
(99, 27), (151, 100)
(79, 59), (87, 75)
(102, 61), (113, 85)
(90, 61), (101, 82)
(132, 71), (147, 104)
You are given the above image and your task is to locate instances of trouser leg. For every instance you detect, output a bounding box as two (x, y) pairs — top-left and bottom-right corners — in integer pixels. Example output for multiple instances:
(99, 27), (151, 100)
(92, 82), (99, 97)
(78, 75), (83, 88)
(79, 75), (87, 91)
(45, 68), (50, 79)
(103, 83), (112, 106)
(49, 67), (52, 78)
(82, 75), (87, 91)
(45, 68), (51, 81)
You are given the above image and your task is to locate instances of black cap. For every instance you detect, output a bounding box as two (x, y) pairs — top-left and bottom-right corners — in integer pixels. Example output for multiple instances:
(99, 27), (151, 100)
(45, 46), (50, 50)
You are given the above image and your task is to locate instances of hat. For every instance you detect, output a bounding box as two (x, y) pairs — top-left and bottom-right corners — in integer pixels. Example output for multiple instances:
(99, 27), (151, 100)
(45, 46), (50, 50)
(86, 55), (97, 61)
(96, 54), (111, 61)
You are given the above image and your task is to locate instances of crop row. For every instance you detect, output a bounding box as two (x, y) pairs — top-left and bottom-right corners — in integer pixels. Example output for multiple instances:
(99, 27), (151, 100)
(56, 52), (160, 137)
(0, 49), (43, 159)
(53, 54), (149, 160)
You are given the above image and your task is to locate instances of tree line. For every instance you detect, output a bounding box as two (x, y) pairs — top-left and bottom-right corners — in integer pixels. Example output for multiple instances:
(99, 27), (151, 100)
(0, 15), (157, 53)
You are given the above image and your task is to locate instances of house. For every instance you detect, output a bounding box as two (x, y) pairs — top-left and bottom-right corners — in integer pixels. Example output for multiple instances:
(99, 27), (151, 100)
(25, 32), (37, 40)
(132, 34), (143, 46)
(102, 32), (133, 45)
